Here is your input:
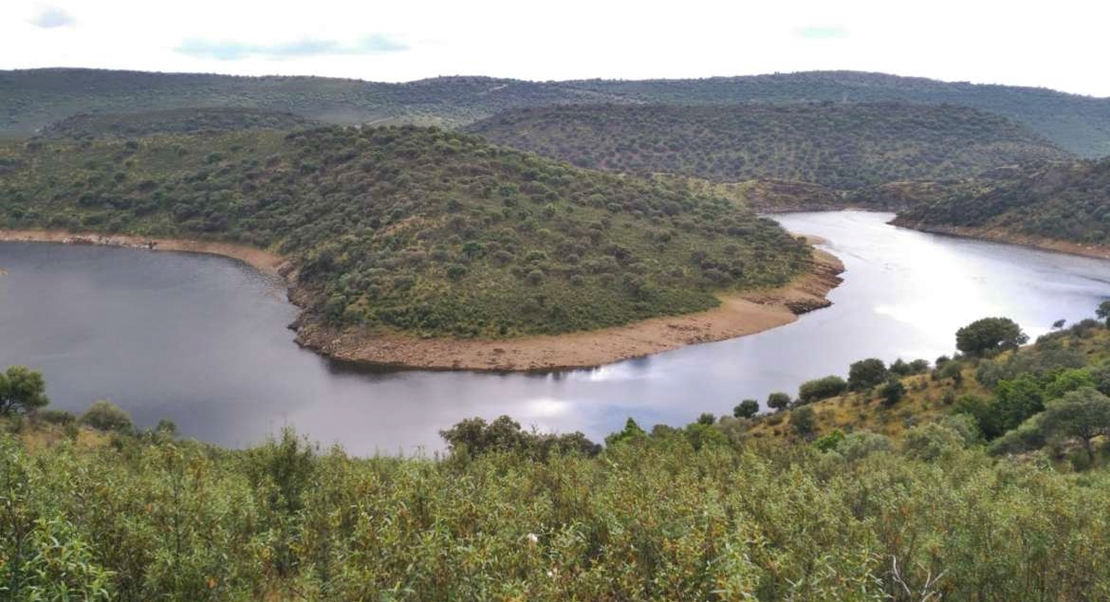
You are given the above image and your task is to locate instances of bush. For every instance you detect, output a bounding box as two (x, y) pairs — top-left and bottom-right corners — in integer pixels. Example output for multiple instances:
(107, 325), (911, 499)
(798, 375), (848, 404)
(79, 400), (133, 433)
(880, 378), (907, 406)
(848, 358), (888, 391)
(733, 399), (760, 419)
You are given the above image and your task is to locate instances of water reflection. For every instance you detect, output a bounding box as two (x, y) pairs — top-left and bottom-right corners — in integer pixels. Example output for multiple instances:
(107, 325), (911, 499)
(4, 211), (1110, 455)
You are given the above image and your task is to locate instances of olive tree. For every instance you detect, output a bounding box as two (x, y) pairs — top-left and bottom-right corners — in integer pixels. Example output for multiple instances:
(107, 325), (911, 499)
(0, 366), (49, 415)
(733, 399), (760, 419)
(848, 359), (888, 391)
(955, 317), (1028, 357)
(1039, 387), (1110, 464)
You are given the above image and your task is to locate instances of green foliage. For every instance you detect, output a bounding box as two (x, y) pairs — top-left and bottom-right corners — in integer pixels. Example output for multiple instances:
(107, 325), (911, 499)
(39, 107), (317, 139)
(440, 415), (600, 460)
(1098, 300), (1110, 326)
(790, 405), (817, 438)
(5, 69), (1110, 155)
(956, 317), (1029, 357)
(814, 429), (846, 452)
(897, 157), (1110, 246)
(901, 422), (966, 461)
(79, 400), (133, 433)
(766, 392), (792, 412)
(733, 399), (760, 419)
(848, 358), (888, 391)
(798, 375), (848, 404)
(0, 366), (49, 416)
(468, 103), (1070, 190)
(0, 126), (811, 338)
(880, 378), (907, 406)
(1039, 387), (1110, 463)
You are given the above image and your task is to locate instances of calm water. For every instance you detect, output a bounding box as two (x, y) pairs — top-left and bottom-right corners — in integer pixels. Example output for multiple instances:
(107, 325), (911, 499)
(3, 211), (1110, 454)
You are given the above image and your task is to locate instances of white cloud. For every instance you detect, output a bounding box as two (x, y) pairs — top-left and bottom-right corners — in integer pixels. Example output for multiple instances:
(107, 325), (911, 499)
(27, 5), (76, 28)
(1, 0), (1108, 97)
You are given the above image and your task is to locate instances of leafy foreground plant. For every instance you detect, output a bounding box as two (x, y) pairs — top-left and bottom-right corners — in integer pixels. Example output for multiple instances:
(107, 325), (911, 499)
(3, 417), (1110, 600)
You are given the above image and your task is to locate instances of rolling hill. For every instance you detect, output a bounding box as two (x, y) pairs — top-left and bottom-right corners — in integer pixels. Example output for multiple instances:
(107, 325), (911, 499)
(894, 157), (1110, 246)
(466, 103), (1071, 189)
(0, 125), (811, 339)
(3, 69), (1109, 156)
(37, 107), (318, 139)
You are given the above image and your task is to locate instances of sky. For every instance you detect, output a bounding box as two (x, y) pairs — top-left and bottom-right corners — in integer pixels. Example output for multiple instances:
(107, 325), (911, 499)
(4, 0), (1109, 97)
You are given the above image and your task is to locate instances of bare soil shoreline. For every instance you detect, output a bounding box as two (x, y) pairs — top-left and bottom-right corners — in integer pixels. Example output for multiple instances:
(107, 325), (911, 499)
(889, 219), (1110, 260)
(1, 228), (844, 372)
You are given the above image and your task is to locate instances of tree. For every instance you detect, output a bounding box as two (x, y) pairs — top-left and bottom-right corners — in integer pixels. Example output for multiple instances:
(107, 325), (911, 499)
(880, 378), (906, 406)
(697, 412), (716, 425)
(767, 392), (792, 412)
(1039, 387), (1110, 464)
(79, 400), (132, 432)
(0, 366), (49, 415)
(1097, 300), (1110, 327)
(790, 405), (816, 438)
(798, 375), (848, 404)
(848, 358), (888, 391)
(734, 399), (760, 419)
(955, 317), (1028, 357)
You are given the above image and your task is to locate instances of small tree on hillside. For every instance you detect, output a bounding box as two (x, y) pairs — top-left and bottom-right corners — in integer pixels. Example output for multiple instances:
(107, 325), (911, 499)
(848, 359), (888, 391)
(955, 317), (1028, 357)
(1039, 387), (1110, 464)
(767, 392), (792, 412)
(734, 399), (760, 419)
(880, 378), (907, 407)
(79, 400), (132, 433)
(791, 405), (816, 438)
(1097, 301), (1110, 327)
(0, 366), (49, 415)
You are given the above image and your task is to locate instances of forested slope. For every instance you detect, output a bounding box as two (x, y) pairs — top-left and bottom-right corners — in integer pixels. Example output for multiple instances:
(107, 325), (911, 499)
(4, 69), (1109, 156)
(0, 125), (810, 338)
(894, 157), (1110, 245)
(467, 103), (1071, 189)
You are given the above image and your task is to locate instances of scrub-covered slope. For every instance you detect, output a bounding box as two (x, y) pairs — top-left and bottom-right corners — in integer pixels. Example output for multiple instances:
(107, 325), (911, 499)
(0, 125), (811, 339)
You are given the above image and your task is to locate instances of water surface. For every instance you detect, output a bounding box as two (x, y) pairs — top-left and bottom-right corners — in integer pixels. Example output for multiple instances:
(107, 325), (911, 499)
(3, 211), (1109, 454)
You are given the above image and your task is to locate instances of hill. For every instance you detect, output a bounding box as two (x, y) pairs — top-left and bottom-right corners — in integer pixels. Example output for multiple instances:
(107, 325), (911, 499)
(466, 103), (1071, 189)
(3, 69), (1109, 156)
(6, 311), (1110, 599)
(37, 107), (318, 139)
(573, 71), (1110, 158)
(893, 157), (1110, 248)
(0, 125), (814, 349)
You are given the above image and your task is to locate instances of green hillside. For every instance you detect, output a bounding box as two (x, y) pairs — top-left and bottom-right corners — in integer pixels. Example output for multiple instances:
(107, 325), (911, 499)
(894, 157), (1110, 244)
(466, 103), (1070, 189)
(3, 69), (1109, 156)
(0, 125), (810, 338)
(38, 107), (318, 139)
(6, 313), (1110, 600)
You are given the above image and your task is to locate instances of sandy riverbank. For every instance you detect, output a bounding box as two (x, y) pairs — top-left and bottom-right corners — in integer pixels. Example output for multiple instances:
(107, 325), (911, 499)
(2, 228), (844, 372)
(0, 229), (290, 276)
(889, 219), (1110, 260)
(294, 249), (844, 371)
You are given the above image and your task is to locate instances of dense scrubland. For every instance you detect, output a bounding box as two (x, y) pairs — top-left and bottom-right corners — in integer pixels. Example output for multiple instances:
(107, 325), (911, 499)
(0, 125), (810, 338)
(4, 69), (1109, 156)
(895, 156), (1110, 245)
(37, 107), (318, 140)
(5, 310), (1110, 600)
(466, 103), (1070, 189)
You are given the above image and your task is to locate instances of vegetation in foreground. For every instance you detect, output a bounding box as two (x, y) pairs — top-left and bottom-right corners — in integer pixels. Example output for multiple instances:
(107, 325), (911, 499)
(6, 308), (1110, 600)
(5, 69), (1110, 156)
(466, 103), (1070, 190)
(0, 125), (811, 338)
(895, 156), (1110, 246)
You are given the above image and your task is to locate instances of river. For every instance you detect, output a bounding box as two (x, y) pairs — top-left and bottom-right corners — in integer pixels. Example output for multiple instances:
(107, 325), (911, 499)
(3, 211), (1110, 454)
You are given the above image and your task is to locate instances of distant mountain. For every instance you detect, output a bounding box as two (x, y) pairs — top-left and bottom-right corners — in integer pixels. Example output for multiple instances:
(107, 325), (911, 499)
(38, 107), (318, 139)
(466, 103), (1071, 189)
(894, 157), (1110, 246)
(2, 69), (1108, 157)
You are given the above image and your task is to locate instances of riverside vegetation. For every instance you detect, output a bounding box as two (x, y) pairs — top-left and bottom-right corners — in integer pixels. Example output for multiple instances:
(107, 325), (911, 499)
(0, 125), (812, 339)
(895, 156), (1110, 247)
(466, 103), (1070, 190)
(5, 309), (1110, 600)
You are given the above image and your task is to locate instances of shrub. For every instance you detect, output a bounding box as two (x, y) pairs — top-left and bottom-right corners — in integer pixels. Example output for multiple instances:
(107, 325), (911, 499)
(798, 375), (848, 404)
(79, 400), (133, 433)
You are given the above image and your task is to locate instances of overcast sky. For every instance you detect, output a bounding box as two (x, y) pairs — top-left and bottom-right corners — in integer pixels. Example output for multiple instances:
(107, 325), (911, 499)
(4, 0), (1109, 97)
